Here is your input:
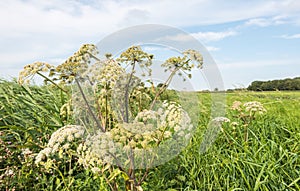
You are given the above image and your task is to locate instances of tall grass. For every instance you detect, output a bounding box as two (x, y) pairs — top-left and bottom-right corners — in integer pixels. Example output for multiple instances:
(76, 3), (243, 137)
(1, 80), (299, 190)
(0, 79), (69, 189)
(145, 91), (299, 190)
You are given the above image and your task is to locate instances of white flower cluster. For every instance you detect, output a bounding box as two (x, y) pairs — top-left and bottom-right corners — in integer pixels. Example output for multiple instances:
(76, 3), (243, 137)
(211, 117), (230, 132)
(55, 44), (98, 80)
(212, 117), (231, 123)
(86, 131), (116, 163)
(76, 101), (194, 173)
(243, 101), (267, 114)
(130, 85), (152, 103)
(77, 142), (106, 173)
(230, 101), (242, 111)
(228, 101), (267, 131)
(51, 101), (193, 173)
(35, 125), (85, 165)
(111, 122), (156, 149)
(183, 49), (204, 69)
(18, 62), (53, 84)
(86, 59), (125, 88)
(135, 110), (158, 126)
(4, 169), (14, 176)
(112, 101), (193, 150)
(21, 148), (33, 156)
(48, 125), (84, 147)
(116, 46), (153, 76)
(230, 101), (266, 115)
(76, 130), (122, 173)
(160, 101), (193, 139)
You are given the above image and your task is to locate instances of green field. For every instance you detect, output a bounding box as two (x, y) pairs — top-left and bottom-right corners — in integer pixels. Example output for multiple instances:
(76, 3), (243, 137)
(1, 80), (299, 190)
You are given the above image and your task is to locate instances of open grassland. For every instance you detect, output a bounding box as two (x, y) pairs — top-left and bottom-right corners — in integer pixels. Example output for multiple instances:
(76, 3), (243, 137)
(1, 80), (299, 190)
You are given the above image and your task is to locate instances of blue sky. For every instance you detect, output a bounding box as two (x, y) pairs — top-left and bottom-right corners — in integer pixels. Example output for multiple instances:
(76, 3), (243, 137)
(0, 0), (299, 90)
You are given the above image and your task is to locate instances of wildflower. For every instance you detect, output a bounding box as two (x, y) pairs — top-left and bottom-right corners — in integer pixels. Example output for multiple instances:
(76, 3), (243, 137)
(52, 144), (59, 153)
(231, 101), (242, 111)
(243, 101), (266, 114)
(213, 117), (230, 123)
(62, 143), (70, 150)
(174, 125), (181, 132)
(47, 125), (84, 148)
(141, 140), (149, 148)
(86, 59), (125, 88)
(35, 125), (85, 165)
(55, 44), (98, 83)
(35, 147), (51, 164)
(18, 62), (53, 84)
(91, 167), (101, 174)
(21, 148), (33, 156)
(164, 131), (172, 138)
(5, 169), (14, 176)
(67, 135), (74, 142)
(183, 49), (204, 69)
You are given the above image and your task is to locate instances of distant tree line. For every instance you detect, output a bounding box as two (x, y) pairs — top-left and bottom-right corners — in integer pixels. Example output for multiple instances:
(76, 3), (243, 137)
(247, 77), (300, 91)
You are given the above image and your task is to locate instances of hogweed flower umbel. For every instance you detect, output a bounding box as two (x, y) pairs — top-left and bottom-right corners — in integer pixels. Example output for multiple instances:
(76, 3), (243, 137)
(243, 101), (267, 115)
(35, 125), (85, 165)
(212, 117), (230, 123)
(229, 100), (267, 142)
(18, 62), (53, 84)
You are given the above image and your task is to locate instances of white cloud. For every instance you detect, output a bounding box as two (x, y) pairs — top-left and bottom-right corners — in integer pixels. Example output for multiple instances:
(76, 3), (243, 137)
(192, 31), (237, 42)
(156, 30), (237, 43)
(156, 33), (195, 42)
(1, 0), (299, 38)
(0, 0), (122, 37)
(139, 0), (300, 26)
(279, 34), (300, 39)
(206, 46), (220, 52)
(245, 15), (291, 27)
(1, 0), (300, 79)
(245, 18), (272, 27)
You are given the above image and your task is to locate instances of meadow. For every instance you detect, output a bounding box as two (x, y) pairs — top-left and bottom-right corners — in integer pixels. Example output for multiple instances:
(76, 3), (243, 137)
(0, 79), (299, 191)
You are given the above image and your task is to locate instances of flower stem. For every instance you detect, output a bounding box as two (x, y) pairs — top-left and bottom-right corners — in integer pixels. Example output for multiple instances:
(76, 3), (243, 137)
(150, 69), (178, 110)
(124, 62), (136, 122)
(75, 79), (104, 132)
(36, 71), (68, 93)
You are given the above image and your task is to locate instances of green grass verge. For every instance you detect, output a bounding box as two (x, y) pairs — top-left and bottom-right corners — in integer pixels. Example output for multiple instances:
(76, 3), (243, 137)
(1, 80), (299, 190)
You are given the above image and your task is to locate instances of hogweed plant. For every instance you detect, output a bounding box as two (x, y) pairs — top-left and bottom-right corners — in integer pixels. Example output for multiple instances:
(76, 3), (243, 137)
(229, 101), (267, 142)
(212, 117), (231, 144)
(200, 101), (267, 153)
(18, 44), (203, 190)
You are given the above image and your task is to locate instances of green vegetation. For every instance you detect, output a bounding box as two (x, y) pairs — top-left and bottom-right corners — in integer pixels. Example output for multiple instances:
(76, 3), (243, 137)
(248, 77), (300, 91)
(3, 45), (205, 191)
(1, 44), (299, 190)
(1, 79), (299, 190)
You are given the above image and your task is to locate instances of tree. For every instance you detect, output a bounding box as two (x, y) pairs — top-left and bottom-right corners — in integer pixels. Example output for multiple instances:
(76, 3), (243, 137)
(247, 77), (300, 91)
